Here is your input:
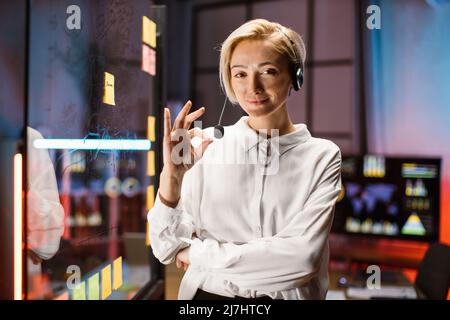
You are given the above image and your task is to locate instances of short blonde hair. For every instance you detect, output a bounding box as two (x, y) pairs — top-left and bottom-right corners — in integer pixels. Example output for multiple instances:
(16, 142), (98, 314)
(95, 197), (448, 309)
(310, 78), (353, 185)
(219, 19), (306, 104)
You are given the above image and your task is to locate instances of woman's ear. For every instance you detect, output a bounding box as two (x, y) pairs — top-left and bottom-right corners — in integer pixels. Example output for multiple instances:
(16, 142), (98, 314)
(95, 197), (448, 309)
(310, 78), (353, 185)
(288, 86), (293, 96)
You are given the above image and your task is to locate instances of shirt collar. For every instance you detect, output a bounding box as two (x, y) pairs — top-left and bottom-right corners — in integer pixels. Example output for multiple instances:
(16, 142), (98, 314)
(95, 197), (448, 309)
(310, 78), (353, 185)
(234, 116), (311, 154)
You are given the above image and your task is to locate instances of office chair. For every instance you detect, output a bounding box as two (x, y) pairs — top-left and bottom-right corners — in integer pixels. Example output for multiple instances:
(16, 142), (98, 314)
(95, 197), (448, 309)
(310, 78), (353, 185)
(415, 242), (450, 300)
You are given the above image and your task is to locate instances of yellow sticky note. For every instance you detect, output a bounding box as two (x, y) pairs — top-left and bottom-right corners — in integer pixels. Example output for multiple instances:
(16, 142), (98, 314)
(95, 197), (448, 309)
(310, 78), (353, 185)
(72, 281), (86, 300)
(103, 72), (115, 106)
(146, 185), (155, 210)
(113, 257), (123, 290)
(147, 151), (155, 176)
(142, 16), (156, 48)
(88, 273), (100, 300)
(146, 221), (151, 246)
(101, 265), (112, 300)
(147, 116), (156, 141)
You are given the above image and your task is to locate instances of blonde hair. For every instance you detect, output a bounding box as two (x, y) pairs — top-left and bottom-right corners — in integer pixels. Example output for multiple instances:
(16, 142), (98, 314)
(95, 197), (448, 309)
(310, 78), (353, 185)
(219, 19), (306, 104)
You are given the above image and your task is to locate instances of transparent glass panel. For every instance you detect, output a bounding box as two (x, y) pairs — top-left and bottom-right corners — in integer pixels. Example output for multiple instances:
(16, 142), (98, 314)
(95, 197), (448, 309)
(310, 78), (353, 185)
(26, 0), (165, 300)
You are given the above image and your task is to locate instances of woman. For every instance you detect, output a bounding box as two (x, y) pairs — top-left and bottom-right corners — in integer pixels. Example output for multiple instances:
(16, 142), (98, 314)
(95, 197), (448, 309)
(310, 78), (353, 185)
(148, 19), (342, 300)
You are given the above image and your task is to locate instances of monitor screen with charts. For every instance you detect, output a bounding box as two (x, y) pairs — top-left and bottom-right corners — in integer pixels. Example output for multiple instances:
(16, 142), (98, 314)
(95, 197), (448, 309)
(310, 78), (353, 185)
(332, 155), (441, 242)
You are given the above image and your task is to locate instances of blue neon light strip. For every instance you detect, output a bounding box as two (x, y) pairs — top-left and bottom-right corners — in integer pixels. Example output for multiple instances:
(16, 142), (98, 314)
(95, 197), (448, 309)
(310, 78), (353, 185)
(33, 139), (151, 151)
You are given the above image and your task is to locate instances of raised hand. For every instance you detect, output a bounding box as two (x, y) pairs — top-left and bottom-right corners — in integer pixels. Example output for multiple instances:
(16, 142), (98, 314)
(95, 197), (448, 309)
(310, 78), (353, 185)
(159, 101), (213, 207)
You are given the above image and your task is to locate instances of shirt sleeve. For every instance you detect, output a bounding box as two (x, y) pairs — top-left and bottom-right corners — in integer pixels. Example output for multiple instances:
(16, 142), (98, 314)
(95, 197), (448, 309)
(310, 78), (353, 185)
(188, 146), (342, 291)
(27, 127), (65, 260)
(147, 168), (196, 265)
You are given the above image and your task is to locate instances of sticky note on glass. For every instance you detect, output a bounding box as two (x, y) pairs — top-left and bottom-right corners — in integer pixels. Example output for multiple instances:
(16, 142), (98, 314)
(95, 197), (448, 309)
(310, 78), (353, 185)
(103, 72), (115, 106)
(142, 16), (156, 48)
(146, 221), (151, 246)
(88, 273), (100, 300)
(147, 185), (155, 210)
(142, 45), (156, 76)
(147, 151), (155, 176)
(113, 256), (123, 290)
(101, 265), (112, 300)
(147, 116), (156, 141)
(72, 281), (86, 300)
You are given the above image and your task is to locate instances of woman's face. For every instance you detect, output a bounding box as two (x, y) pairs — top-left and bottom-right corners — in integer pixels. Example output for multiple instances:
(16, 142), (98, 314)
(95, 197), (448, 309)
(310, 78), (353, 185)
(230, 39), (292, 118)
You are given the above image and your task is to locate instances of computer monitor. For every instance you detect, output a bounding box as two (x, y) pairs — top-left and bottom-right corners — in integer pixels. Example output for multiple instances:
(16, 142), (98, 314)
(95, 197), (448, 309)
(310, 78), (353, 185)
(332, 155), (441, 242)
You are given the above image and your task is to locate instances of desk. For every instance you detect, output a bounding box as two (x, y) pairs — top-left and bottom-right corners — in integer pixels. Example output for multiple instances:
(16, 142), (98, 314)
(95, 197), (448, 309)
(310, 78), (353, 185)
(327, 269), (425, 300)
(163, 257), (427, 300)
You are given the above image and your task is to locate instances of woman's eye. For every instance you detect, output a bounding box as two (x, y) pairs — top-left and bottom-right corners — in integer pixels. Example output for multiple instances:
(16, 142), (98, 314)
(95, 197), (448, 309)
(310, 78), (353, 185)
(262, 69), (277, 75)
(234, 72), (246, 78)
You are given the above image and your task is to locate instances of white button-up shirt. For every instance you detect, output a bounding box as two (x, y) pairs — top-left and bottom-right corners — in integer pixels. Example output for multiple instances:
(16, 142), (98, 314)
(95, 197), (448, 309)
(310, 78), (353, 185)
(148, 116), (342, 299)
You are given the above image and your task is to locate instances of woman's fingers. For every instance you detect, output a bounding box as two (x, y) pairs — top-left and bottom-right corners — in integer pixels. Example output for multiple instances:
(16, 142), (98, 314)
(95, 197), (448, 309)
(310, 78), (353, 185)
(195, 139), (214, 158)
(176, 256), (189, 270)
(184, 107), (205, 129)
(188, 127), (213, 160)
(164, 108), (171, 138)
(163, 108), (173, 167)
(188, 127), (209, 140)
(173, 100), (192, 130)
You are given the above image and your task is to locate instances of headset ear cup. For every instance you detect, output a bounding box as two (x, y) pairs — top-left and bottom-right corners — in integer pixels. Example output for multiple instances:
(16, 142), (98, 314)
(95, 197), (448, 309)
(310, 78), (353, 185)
(292, 78), (299, 91)
(296, 67), (303, 90)
(292, 66), (303, 91)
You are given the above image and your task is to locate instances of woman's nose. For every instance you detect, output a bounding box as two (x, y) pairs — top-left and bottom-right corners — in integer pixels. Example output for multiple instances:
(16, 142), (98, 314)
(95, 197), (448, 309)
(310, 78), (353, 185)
(248, 74), (263, 94)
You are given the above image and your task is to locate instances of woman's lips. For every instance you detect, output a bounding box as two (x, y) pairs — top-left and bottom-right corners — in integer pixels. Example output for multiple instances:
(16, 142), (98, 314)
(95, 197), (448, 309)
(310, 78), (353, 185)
(247, 97), (269, 104)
